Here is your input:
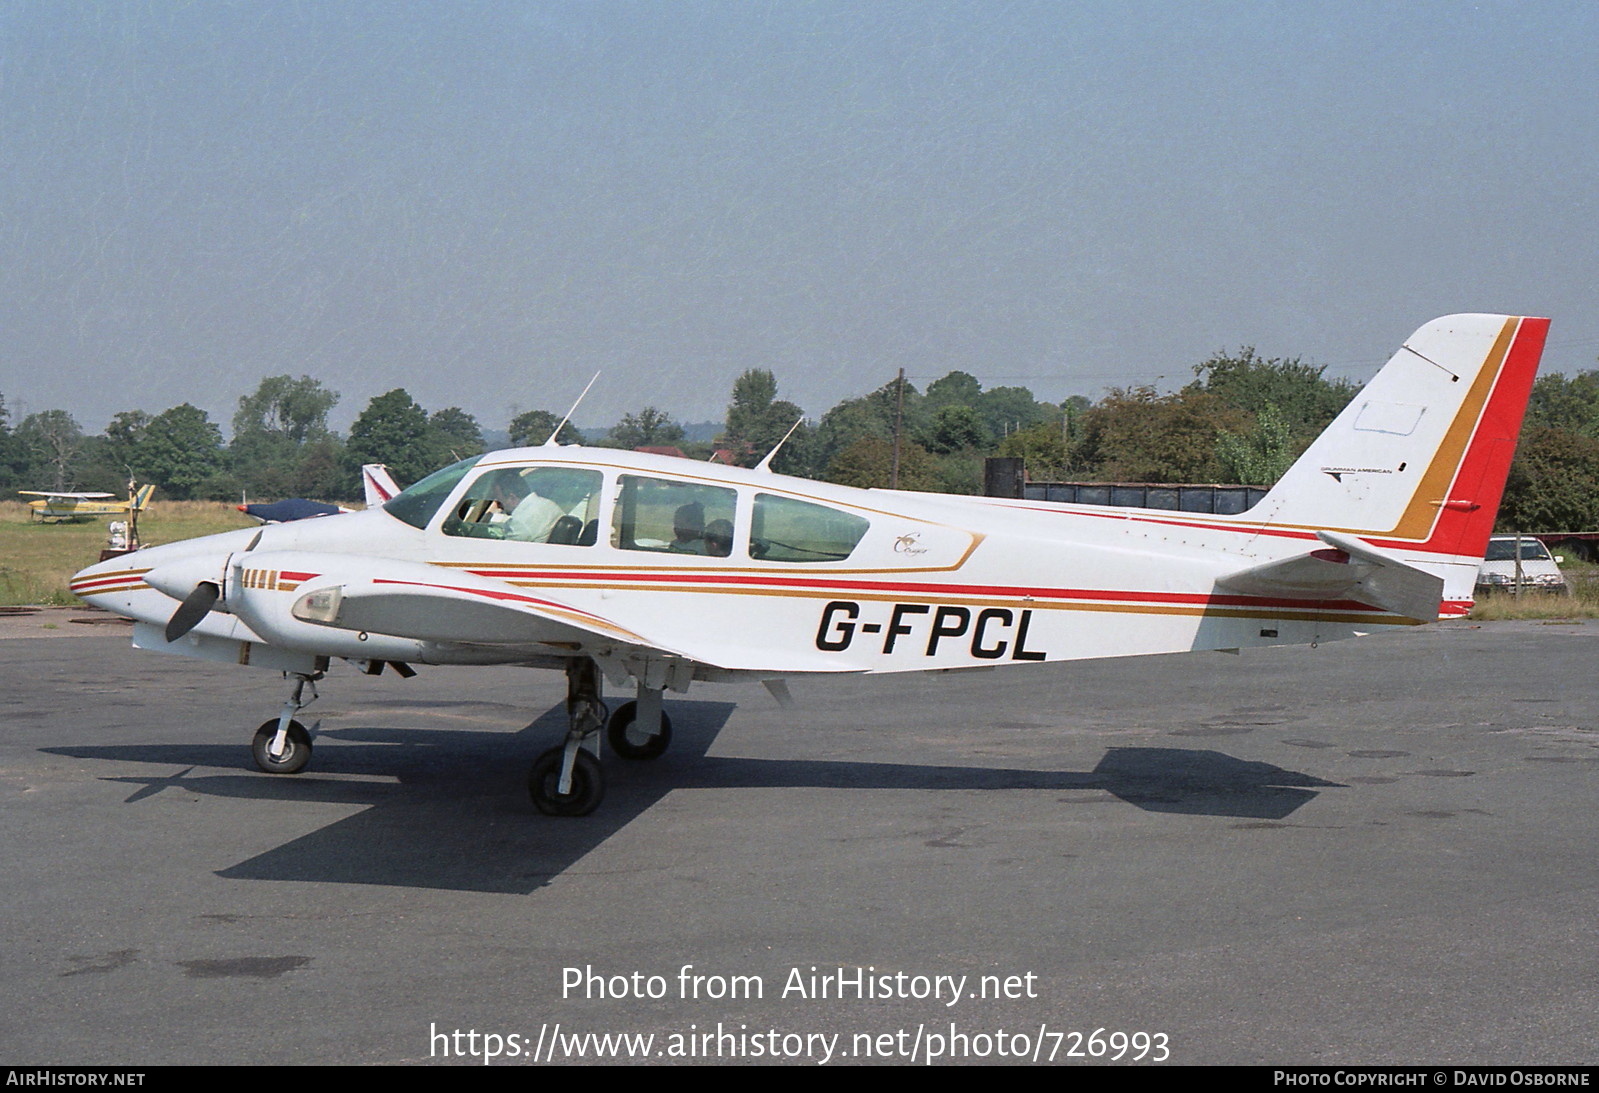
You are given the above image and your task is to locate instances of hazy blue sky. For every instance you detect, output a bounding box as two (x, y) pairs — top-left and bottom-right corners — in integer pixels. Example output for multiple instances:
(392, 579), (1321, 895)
(3, 0), (1595, 436)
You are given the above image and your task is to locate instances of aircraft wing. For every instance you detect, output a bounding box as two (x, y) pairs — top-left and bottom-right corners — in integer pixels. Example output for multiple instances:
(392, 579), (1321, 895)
(295, 574), (675, 650)
(1215, 532), (1445, 622)
(19, 491), (115, 499)
(287, 562), (827, 673)
(239, 498), (344, 523)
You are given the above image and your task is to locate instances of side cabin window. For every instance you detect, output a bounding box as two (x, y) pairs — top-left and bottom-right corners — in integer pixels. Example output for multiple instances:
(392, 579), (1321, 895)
(612, 475), (737, 557)
(442, 465), (603, 545)
(750, 493), (869, 563)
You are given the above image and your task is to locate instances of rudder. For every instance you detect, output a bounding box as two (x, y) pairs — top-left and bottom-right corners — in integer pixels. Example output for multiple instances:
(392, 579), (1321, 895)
(1249, 314), (1548, 560)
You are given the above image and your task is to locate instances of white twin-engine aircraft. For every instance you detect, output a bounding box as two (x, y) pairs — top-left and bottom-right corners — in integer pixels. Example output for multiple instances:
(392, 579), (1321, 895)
(72, 314), (1549, 816)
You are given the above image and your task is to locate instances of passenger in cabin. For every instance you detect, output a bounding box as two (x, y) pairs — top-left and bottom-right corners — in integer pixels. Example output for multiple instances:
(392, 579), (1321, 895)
(669, 502), (708, 553)
(703, 518), (733, 558)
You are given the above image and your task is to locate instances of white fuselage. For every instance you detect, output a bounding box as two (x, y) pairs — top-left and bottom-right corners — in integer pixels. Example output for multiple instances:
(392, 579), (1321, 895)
(71, 446), (1445, 682)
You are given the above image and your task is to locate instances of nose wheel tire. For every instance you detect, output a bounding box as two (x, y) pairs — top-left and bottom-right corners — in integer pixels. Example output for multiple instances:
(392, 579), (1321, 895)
(252, 720), (312, 774)
(606, 701), (673, 760)
(528, 747), (604, 816)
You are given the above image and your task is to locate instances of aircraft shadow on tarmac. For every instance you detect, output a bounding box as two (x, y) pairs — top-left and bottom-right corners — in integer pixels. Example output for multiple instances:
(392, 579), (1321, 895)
(48, 707), (1342, 894)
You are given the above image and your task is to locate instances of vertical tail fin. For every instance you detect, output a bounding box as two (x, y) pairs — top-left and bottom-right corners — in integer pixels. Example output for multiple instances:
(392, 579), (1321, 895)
(1251, 314), (1548, 560)
(362, 464), (401, 508)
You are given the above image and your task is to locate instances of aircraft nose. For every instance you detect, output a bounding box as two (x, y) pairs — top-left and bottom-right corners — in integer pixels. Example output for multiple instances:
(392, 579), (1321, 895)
(69, 551), (153, 602)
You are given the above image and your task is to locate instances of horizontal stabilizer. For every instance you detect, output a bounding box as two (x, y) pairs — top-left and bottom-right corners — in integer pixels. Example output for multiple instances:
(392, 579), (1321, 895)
(1315, 530), (1446, 622)
(1216, 549), (1366, 602)
(1217, 532), (1444, 622)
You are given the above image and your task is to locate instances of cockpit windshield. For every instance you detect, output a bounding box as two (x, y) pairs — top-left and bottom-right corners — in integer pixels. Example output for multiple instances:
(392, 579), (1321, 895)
(382, 456), (481, 529)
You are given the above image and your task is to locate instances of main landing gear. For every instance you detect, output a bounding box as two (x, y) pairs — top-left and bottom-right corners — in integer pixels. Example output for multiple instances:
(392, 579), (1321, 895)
(241, 659), (672, 818)
(250, 671), (321, 775)
(526, 658), (674, 816)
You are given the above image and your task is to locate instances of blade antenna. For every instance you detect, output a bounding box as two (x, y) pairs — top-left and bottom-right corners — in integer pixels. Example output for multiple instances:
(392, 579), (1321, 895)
(546, 373), (600, 446)
(754, 415), (806, 473)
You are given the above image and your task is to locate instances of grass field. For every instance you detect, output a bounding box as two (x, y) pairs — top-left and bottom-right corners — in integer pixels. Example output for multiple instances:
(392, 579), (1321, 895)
(1467, 561), (1599, 620)
(0, 501), (256, 606)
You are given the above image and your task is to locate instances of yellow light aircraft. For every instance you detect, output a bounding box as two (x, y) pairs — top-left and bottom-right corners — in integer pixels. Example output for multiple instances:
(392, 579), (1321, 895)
(21, 483), (155, 523)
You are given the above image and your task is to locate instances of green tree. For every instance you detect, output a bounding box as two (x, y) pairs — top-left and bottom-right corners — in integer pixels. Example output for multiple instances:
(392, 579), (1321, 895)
(139, 404), (224, 500)
(105, 410), (151, 464)
(429, 407), (484, 461)
(0, 395), (22, 491)
(347, 389), (437, 485)
(1495, 368), (1599, 532)
(16, 409), (83, 491)
(230, 376), (341, 499)
(1498, 427), (1599, 531)
(823, 435), (938, 491)
(77, 411), (152, 495)
(923, 371), (983, 412)
(931, 450), (984, 494)
(979, 385), (1047, 440)
(227, 430), (300, 499)
(233, 375), (339, 444)
(606, 407), (685, 449)
(813, 376), (924, 473)
(60, 410), (149, 494)
(292, 436), (351, 500)
(928, 404), (987, 454)
(1185, 347), (1355, 450)
(1525, 371), (1599, 437)
(1004, 418), (1080, 479)
(722, 369), (807, 468)
(509, 409), (584, 447)
(1215, 404), (1295, 486)
(1082, 386), (1249, 483)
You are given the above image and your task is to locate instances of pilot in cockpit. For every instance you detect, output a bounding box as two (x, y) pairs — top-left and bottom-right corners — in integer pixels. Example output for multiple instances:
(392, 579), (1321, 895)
(450, 466), (599, 544)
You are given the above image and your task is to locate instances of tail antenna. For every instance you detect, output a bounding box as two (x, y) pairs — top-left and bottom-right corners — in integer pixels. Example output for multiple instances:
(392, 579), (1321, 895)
(754, 415), (806, 473)
(545, 373), (600, 446)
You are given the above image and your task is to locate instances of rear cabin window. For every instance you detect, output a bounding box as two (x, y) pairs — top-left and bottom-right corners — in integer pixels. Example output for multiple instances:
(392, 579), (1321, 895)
(612, 476), (737, 557)
(442, 466), (603, 544)
(749, 493), (869, 563)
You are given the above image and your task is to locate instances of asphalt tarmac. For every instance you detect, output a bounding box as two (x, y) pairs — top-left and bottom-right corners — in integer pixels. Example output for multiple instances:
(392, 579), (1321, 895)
(3, 610), (1597, 1066)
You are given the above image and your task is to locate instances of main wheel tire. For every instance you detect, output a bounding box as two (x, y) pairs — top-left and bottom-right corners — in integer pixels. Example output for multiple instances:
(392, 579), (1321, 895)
(252, 719), (312, 774)
(528, 747), (604, 816)
(606, 701), (673, 760)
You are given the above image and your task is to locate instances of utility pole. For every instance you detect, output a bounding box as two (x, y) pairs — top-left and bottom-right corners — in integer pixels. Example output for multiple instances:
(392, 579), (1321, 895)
(890, 367), (905, 489)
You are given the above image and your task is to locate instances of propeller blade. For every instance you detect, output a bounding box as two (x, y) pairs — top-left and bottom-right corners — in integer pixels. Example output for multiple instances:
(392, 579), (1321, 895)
(164, 581), (220, 642)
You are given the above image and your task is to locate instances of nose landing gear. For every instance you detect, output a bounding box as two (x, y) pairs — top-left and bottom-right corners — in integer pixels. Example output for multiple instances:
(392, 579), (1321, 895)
(251, 672), (320, 774)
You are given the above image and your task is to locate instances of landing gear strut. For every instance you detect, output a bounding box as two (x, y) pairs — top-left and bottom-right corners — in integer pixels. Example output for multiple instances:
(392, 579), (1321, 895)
(251, 671), (320, 774)
(527, 662), (677, 814)
(528, 659), (609, 816)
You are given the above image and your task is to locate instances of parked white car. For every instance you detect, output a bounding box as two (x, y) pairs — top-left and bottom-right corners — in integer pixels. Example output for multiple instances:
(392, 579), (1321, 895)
(1477, 535), (1570, 595)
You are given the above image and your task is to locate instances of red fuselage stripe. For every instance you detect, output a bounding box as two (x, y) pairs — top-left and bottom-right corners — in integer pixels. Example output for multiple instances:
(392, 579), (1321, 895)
(456, 568), (1389, 613)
